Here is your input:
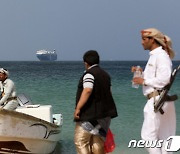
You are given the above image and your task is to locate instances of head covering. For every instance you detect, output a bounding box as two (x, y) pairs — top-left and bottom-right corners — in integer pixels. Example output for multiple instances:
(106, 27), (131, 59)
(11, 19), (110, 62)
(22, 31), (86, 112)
(141, 28), (175, 59)
(0, 68), (9, 77)
(164, 35), (175, 59)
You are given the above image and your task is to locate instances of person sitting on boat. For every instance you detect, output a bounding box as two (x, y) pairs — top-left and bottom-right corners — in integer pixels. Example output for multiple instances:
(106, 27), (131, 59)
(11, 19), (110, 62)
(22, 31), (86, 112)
(0, 68), (18, 110)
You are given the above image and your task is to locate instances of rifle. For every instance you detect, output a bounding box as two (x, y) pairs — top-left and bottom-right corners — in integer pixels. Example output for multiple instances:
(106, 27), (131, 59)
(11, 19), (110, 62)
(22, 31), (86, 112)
(154, 65), (180, 114)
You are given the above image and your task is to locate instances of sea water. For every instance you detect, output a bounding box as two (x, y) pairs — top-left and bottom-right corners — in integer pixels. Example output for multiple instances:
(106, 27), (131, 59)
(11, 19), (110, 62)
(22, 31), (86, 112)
(0, 61), (180, 154)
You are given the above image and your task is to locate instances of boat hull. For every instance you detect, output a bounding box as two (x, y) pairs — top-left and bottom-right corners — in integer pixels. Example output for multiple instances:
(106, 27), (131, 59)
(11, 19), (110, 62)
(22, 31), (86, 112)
(0, 108), (62, 154)
(0, 137), (57, 154)
(37, 54), (57, 61)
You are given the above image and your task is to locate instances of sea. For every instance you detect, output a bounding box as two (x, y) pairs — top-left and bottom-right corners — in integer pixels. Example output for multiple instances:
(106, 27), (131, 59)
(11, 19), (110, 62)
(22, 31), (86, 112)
(0, 61), (180, 154)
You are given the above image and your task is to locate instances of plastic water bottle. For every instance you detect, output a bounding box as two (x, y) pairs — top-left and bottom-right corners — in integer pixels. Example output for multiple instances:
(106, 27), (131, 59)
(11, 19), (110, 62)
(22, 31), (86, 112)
(80, 122), (94, 132)
(132, 65), (141, 89)
(90, 124), (101, 135)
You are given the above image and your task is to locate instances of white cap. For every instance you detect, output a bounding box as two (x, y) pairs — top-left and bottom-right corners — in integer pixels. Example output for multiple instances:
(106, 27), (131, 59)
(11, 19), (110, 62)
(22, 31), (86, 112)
(0, 68), (9, 77)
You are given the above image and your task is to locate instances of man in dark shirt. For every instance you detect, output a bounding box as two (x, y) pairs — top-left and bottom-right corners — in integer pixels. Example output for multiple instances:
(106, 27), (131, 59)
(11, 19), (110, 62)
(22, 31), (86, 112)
(74, 50), (117, 154)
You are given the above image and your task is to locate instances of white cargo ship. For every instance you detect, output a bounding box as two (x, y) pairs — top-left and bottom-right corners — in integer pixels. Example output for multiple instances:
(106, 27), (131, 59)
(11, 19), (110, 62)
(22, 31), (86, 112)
(36, 49), (57, 61)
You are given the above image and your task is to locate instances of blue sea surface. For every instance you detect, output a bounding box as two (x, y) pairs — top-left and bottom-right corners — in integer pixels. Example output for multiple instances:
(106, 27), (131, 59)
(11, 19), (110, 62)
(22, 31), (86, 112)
(0, 61), (180, 154)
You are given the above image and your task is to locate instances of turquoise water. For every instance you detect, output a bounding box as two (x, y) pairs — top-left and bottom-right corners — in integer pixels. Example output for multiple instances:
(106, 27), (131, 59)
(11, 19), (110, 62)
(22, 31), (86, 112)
(0, 61), (180, 154)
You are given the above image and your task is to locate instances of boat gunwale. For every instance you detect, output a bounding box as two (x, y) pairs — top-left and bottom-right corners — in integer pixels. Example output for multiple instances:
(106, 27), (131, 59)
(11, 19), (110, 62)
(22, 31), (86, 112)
(0, 108), (61, 128)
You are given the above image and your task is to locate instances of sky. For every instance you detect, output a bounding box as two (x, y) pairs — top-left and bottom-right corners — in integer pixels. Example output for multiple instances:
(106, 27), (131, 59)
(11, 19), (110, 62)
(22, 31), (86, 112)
(0, 0), (180, 61)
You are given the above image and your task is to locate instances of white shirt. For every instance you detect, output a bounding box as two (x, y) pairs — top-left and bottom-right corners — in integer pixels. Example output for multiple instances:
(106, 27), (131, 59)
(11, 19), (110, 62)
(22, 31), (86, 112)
(143, 46), (172, 96)
(0, 78), (17, 105)
(0, 82), (3, 93)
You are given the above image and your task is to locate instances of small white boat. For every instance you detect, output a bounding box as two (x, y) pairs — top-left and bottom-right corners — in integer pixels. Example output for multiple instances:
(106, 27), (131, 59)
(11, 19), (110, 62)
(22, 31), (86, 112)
(0, 94), (63, 154)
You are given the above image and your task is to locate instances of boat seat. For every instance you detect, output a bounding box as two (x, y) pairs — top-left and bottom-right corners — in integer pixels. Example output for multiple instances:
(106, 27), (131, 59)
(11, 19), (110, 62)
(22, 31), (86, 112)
(17, 93), (33, 106)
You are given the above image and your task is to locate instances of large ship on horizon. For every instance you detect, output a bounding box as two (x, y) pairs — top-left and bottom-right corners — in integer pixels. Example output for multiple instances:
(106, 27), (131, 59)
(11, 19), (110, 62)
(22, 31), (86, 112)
(36, 49), (57, 61)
